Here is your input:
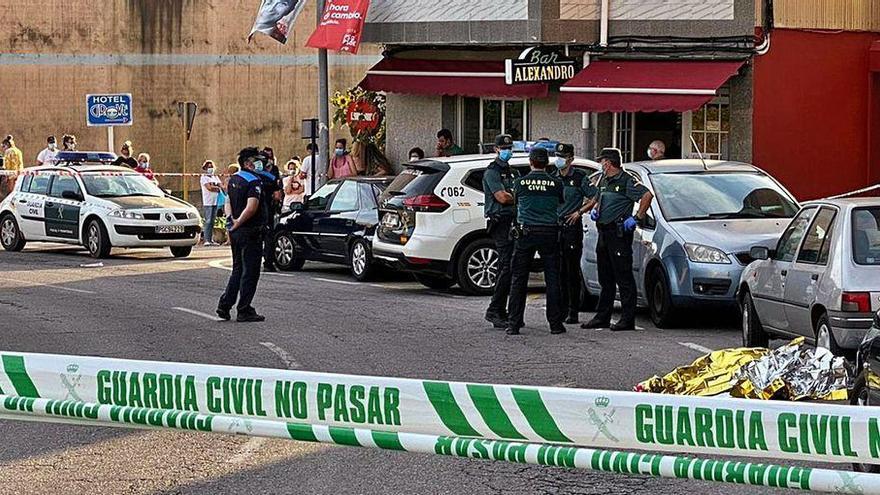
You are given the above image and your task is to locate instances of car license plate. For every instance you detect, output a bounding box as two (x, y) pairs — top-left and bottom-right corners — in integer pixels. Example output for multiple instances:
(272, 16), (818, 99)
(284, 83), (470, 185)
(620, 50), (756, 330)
(381, 213), (401, 229)
(156, 225), (184, 234)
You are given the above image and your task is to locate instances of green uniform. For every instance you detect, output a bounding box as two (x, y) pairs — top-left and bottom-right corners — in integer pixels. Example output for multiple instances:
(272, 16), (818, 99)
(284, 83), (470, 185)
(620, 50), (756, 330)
(483, 159), (518, 218)
(513, 170), (564, 226)
(588, 169), (649, 225)
(555, 167), (592, 220)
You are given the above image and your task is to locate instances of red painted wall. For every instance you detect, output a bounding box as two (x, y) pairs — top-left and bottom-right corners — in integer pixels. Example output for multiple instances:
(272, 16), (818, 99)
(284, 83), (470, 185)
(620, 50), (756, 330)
(753, 29), (880, 200)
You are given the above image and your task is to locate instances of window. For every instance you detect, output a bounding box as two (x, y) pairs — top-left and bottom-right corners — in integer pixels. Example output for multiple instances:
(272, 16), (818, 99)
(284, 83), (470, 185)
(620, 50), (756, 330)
(17, 175), (31, 193)
(775, 207), (817, 262)
(481, 98), (528, 147)
(797, 207), (836, 264)
(50, 175), (81, 199)
(80, 173), (163, 198)
(689, 100), (730, 160)
(852, 207), (880, 265)
(329, 181), (359, 212)
(463, 170), (485, 192)
(612, 112), (634, 163)
(28, 174), (52, 195)
(306, 182), (339, 210)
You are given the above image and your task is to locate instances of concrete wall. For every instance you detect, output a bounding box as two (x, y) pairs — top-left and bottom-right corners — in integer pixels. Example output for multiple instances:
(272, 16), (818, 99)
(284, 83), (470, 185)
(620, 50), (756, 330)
(384, 94), (443, 166)
(728, 68), (753, 163)
(529, 95), (586, 157)
(0, 0), (379, 194)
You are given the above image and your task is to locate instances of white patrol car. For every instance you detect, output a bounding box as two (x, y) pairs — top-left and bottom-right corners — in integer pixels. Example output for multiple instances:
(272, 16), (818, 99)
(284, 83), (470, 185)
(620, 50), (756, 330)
(0, 152), (201, 258)
(373, 153), (599, 295)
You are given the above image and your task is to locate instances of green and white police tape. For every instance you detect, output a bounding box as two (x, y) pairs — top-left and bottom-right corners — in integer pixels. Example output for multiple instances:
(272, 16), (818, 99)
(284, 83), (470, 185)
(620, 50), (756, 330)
(0, 351), (879, 466)
(0, 394), (877, 493)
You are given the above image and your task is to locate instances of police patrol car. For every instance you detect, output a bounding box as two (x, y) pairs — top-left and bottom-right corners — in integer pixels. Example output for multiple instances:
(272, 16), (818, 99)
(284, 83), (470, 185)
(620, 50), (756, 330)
(0, 152), (201, 258)
(374, 149), (599, 295)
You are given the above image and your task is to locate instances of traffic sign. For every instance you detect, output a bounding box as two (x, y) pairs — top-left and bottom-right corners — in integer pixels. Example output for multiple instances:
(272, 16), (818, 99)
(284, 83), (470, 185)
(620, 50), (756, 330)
(86, 93), (133, 127)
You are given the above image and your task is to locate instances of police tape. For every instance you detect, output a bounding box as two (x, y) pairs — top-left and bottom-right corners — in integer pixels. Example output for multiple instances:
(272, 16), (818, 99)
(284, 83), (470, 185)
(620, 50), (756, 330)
(0, 394), (877, 494)
(1, 351), (880, 467)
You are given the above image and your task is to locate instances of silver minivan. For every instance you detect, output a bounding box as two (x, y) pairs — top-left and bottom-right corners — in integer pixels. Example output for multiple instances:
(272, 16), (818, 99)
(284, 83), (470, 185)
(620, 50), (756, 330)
(739, 198), (880, 355)
(582, 160), (799, 327)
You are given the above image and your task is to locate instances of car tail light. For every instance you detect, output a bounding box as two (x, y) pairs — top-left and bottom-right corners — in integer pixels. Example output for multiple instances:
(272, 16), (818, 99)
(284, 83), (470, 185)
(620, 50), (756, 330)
(842, 292), (871, 312)
(403, 194), (449, 213)
(405, 257), (432, 265)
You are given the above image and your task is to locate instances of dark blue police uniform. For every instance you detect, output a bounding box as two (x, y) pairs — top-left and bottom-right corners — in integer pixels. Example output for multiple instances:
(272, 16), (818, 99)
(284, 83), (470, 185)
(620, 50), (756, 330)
(218, 169), (265, 319)
(505, 149), (565, 335)
(255, 166), (281, 271)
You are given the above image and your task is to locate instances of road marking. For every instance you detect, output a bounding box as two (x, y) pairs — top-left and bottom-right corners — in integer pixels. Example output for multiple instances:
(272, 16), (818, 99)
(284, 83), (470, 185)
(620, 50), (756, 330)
(260, 342), (300, 369)
(312, 277), (359, 286)
(172, 307), (224, 322)
(679, 342), (714, 354)
(209, 259), (232, 271)
(0, 277), (95, 294)
(368, 283), (420, 290)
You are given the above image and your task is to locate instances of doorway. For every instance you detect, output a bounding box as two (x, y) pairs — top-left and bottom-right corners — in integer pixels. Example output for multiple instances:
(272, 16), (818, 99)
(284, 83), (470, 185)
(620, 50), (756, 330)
(635, 112), (682, 160)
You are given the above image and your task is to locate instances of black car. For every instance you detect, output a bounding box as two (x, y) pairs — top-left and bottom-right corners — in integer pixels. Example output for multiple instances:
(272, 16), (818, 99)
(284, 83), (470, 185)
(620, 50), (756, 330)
(273, 176), (394, 281)
(852, 309), (880, 472)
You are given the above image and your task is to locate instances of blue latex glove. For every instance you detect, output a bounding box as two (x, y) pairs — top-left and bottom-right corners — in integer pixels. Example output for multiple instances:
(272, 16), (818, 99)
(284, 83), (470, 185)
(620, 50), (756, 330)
(589, 210), (600, 222)
(623, 216), (638, 232)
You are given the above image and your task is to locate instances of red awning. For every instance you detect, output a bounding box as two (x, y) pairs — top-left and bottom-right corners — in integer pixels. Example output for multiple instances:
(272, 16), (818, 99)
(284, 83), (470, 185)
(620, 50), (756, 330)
(559, 60), (745, 113)
(871, 41), (880, 72)
(359, 58), (549, 98)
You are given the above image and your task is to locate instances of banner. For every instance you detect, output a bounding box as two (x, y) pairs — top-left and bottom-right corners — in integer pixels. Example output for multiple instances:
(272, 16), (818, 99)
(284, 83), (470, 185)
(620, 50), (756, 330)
(248, 0), (308, 44)
(2, 351), (880, 466)
(305, 0), (371, 54)
(2, 395), (879, 494)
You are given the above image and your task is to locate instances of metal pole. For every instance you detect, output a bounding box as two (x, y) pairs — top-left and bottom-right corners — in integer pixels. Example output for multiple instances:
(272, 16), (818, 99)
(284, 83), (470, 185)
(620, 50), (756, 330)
(182, 118), (188, 202)
(317, 0), (330, 187)
(107, 126), (114, 153)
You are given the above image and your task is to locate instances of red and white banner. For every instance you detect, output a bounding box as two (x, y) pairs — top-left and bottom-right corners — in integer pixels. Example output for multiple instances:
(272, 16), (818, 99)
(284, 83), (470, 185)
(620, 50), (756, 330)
(305, 0), (371, 54)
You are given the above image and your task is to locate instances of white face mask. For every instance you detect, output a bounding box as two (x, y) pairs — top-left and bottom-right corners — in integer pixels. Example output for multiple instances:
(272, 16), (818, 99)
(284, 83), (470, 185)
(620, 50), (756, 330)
(206, 167), (215, 175)
(410, 156), (420, 162)
(48, 143), (57, 151)
(647, 148), (654, 160)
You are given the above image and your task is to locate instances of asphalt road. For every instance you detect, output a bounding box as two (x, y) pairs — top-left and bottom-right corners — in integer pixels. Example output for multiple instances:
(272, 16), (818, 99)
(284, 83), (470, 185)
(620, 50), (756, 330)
(0, 243), (819, 494)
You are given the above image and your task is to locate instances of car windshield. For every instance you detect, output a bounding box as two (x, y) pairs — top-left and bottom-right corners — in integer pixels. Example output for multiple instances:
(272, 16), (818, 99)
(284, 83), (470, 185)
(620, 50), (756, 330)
(650, 172), (799, 221)
(852, 207), (880, 265)
(80, 173), (164, 198)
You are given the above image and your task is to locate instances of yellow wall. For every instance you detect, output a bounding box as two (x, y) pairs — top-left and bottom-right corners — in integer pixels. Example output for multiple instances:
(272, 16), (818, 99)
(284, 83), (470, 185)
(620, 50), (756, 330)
(757, 0), (880, 32)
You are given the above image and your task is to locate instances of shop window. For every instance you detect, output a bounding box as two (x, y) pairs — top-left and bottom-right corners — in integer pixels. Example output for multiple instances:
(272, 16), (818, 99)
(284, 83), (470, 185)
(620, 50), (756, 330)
(687, 99), (730, 160)
(481, 99), (528, 149)
(612, 112), (634, 162)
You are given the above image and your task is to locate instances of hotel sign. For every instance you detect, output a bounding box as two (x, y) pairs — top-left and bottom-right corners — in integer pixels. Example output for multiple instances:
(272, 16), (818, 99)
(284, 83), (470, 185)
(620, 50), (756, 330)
(505, 47), (577, 85)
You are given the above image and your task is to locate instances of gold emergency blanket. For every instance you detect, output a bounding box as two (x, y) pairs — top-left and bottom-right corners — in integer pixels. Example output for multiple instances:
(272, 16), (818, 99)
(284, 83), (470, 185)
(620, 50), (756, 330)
(635, 338), (851, 401)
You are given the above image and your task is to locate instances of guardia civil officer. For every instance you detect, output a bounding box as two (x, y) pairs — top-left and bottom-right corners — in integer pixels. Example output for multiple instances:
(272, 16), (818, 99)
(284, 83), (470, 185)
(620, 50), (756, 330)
(216, 147), (268, 323)
(576, 149), (654, 331)
(505, 147), (565, 336)
(483, 134), (518, 329)
(553, 143), (592, 325)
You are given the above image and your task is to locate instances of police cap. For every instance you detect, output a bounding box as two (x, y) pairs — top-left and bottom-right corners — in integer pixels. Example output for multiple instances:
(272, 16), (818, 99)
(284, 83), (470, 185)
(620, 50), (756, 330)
(595, 148), (622, 167)
(529, 147), (549, 165)
(555, 143), (574, 158)
(494, 134), (514, 149)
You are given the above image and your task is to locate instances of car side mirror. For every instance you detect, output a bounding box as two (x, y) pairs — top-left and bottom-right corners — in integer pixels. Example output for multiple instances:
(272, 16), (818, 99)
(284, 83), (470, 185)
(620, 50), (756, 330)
(750, 246), (770, 261)
(61, 190), (83, 202)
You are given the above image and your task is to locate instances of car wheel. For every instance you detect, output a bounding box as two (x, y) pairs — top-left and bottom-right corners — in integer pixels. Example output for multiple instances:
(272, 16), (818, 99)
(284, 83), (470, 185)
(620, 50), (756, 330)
(274, 232), (305, 271)
(647, 266), (677, 328)
(414, 274), (455, 290)
(170, 246), (192, 258)
(852, 374), (880, 473)
(0, 215), (26, 252)
(349, 238), (374, 282)
(741, 290), (769, 348)
(815, 313), (843, 356)
(85, 219), (111, 259)
(457, 238), (498, 296)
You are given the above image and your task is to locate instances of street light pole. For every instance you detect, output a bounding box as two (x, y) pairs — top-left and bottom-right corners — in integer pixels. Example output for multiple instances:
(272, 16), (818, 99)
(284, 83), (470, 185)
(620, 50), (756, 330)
(317, 0), (330, 186)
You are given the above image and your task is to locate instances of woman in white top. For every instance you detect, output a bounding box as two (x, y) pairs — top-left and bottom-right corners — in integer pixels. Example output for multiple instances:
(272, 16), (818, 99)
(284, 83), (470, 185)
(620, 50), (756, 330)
(282, 159), (305, 210)
(199, 160), (222, 246)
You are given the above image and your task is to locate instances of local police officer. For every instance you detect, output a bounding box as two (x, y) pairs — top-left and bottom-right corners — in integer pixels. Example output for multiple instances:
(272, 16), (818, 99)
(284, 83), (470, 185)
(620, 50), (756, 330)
(256, 147), (282, 272)
(577, 149), (654, 331)
(217, 147), (267, 323)
(505, 147), (565, 336)
(552, 143), (592, 325)
(483, 133), (518, 329)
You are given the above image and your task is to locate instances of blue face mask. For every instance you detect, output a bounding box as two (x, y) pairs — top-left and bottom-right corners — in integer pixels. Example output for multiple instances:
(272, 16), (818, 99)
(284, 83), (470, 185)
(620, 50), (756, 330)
(498, 149), (513, 162)
(555, 157), (567, 170)
(253, 160), (264, 172)
(335, 149), (345, 157)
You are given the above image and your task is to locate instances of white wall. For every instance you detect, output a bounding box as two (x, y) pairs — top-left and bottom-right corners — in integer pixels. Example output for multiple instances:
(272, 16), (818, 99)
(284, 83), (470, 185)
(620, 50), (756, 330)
(530, 96), (587, 157)
(385, 94), (443, 167)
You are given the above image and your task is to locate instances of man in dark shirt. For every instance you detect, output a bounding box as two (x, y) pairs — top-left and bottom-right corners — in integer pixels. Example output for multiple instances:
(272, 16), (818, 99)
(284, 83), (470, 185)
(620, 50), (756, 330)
(574, 148), (654, 331)
(505, 147), (565, 336)
(217, 147), (268, 323)
(257, 146), (282, 272)
(112, 141), (138, 168)
(482, 134), (518, 329)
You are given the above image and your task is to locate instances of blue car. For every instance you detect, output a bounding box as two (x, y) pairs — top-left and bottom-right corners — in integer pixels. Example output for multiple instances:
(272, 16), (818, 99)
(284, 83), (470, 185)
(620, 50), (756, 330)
(581, 160), (800, 327)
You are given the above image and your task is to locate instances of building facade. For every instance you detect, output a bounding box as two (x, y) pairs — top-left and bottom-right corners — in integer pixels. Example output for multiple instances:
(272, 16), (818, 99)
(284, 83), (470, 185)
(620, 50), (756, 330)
(360, 0), (756, 166)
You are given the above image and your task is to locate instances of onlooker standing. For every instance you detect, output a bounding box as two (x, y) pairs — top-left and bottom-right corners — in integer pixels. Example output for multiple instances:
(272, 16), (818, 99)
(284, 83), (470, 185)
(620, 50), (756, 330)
(112, 141), (138, 168)
(300, 143), (322, 197)
(61, 134), (77, 151)
(327, 138), (357, 179)
(1, 135), (23, 196)
(408, 147), (425, 161)
(36, 136), (58, 165)
(135, 153), (155, 181)
(200, 160), (222, 246)
(647, 140), (666, 161)
(435, 129), (464, 157)
(282, 160), (305, 209)
(256, 147), (282, 272)
(351, 141), (366, 175)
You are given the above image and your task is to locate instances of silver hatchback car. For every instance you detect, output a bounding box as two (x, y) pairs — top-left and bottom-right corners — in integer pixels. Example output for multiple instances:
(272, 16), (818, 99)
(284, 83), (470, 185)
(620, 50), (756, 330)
(582, 160), (799, 327)
(739, 199), (880, 355)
